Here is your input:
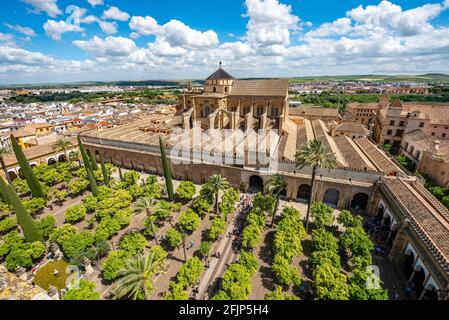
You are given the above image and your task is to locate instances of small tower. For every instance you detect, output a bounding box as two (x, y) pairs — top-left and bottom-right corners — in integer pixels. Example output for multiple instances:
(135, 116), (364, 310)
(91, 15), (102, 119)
(204, 63), (235, 94)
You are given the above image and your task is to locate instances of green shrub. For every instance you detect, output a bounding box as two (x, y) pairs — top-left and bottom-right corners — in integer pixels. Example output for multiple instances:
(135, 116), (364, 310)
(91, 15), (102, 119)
(176, 257), (204, 288)
(102, 250), (129, 281)
(68, 179), (89, 195)
(119, 232), (147, 256)
(65, 204), (87, 224)
(0, 217), (17, 233)
(165, 229), (183, 249)
(5, 244), (33, 271)
(61, 231), (95, 260)
(178, 209), (200, 233)
(199, 241), (212, 259)
(23, 198), (47, 215)
(164, 281), (189, 300)
(31, 241), (46, 259)
(239, 251), (258, 276)
(12, 178), (30, 194)
(95, 217), (121, 241)
(64, 280), (100, 300)
(192, 198), (212, 217)
(311, 202), (334, 228)
(176, 181), (196, 202)
(207, 218), (226, 241)
(337, 210), (363, 228)
(83, 196), (98, 212)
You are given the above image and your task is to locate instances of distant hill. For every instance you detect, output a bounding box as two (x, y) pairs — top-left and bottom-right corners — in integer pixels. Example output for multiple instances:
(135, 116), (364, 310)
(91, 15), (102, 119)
(0, 80), (184, 90)
(290, 74), (449, 83)
(2, 74), (449, 89)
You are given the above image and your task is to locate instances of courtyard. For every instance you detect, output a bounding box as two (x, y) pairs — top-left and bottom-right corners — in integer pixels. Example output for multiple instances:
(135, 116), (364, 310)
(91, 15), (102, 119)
(0, 152), (413, 301)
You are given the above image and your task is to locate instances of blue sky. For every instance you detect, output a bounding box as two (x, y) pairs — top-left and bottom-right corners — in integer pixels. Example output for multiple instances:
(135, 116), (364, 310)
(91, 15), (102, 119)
(1, 0), (449, 84)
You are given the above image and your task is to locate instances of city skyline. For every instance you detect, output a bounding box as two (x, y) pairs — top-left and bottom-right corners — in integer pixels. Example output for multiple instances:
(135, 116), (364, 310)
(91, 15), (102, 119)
(1, 0), (449, 85)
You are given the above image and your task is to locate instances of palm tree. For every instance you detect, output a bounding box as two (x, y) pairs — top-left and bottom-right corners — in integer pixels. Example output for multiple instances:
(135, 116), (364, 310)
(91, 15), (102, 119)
(207, 175), (230, 214)
(69, 150), (81, 167)
(0, 148), (12, 184)
(266, 174), (287, 228)
(112, 254), (164, 300)
(133, 197), (159, 245)
(295, 139), (337, 232)
(52, 138), (73, 160)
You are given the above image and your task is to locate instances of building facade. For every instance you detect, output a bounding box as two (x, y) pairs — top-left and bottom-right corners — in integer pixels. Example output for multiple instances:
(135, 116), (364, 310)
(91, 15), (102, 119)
(179, 65), (289, 132)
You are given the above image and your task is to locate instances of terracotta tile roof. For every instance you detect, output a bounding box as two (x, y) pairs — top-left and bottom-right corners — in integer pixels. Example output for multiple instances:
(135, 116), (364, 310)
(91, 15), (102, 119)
(382, 178), (449, 272)
(11, 128), (35, 138)
(403, 130), (449, 154)
(296, 126), (308, 148)
(354, 137), (402, 175)
(229, 79), (289, 97)
(312, 120), (346, 166)
(402, 103), (449, 125)
(335, 121), (370, 135)
(334, 135), (375, 171)
(390, 98), (404, 109)
(3, 137), (77, 167)
(291, 107), (339, 117)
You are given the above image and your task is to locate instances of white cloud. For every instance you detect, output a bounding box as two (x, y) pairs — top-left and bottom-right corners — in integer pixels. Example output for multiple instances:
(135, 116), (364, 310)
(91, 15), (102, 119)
(98, 20), (118, 34)
(4, 23), (36, 37)
(0, 45), (55, 65)
(304, 18), (352, 38)
(159, 20), (219, 48)
(130, 16), (218, 49)
(102, 6), (130, 21)
(43, 20), (84, 41)
(0, 33), (17, 47)
(4, 0), (449, 84)
(347, 0), (444, 36)
(87, 0), (103, 7)
(129, 16), (160, 35)
(148, 40), (188, 57)
(73, 36), (137, 57)
(22, 0), (62, 17)
(244, 0), (300, 48)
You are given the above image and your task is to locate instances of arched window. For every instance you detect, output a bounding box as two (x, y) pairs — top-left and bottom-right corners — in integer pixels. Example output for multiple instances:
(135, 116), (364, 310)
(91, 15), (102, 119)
(213, 87), (217, 93)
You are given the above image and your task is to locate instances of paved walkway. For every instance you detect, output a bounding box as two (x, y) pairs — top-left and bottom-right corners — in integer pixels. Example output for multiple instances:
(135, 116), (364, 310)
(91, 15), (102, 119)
(196, 212), (241, 300)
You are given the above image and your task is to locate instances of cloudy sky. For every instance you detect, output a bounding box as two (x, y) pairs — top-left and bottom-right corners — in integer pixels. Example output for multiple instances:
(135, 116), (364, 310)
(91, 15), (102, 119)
(1, 0), (449, 84)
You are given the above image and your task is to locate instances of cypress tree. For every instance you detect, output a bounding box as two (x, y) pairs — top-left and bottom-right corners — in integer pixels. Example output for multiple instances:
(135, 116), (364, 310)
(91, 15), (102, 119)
(77, 135), (93, 172)
(99, 153), (110, 186)
(88, 149), (99, 171)
(0, 176), (42, 242)
(159, 137), (174, 201)
(86, 167), (98, 197)
(0, 176), (12, 205)
(10, 135), (45, 198)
